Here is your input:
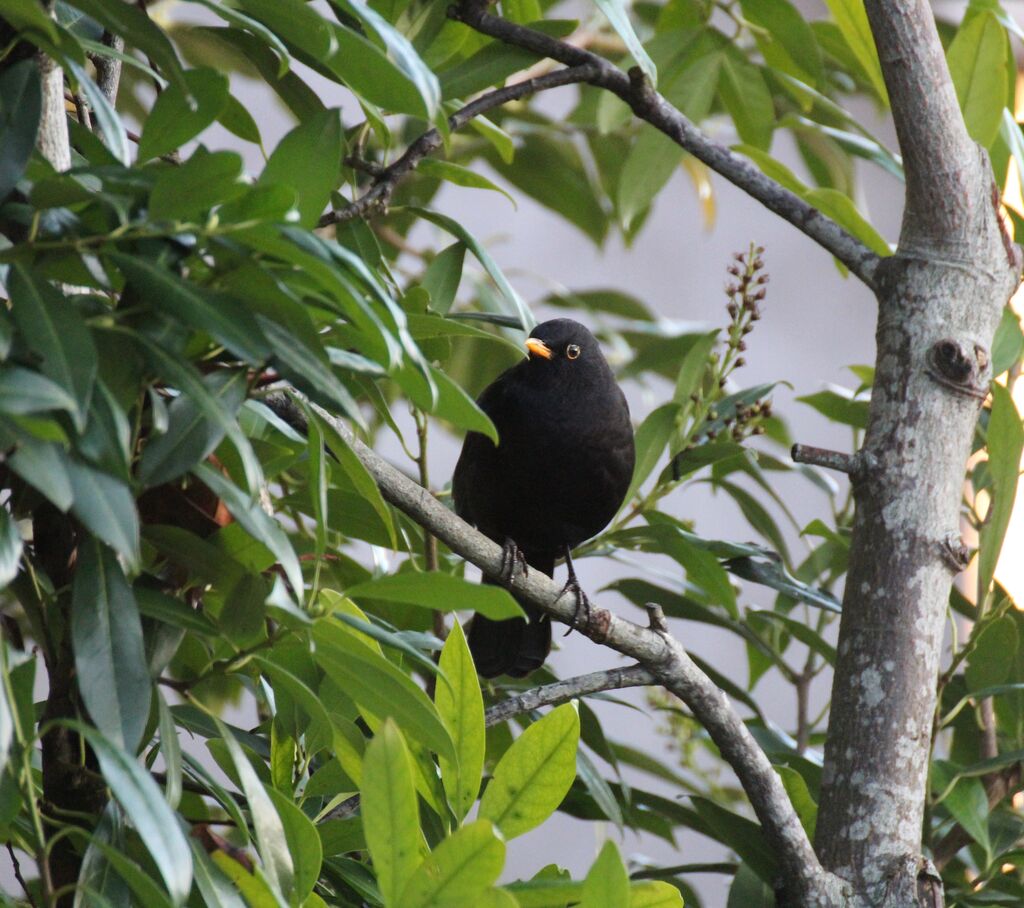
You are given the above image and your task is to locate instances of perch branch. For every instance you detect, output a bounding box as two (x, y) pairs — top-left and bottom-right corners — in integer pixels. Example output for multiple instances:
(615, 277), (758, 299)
(318, 63), (600, 227)
(447, 0), (881, 289)
(484, 664), (654, 727)
(264, 393), (847, 906)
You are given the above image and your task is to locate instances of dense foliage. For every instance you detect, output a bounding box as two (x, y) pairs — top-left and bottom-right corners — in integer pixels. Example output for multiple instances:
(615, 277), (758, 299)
(0, 0), (1023, 905)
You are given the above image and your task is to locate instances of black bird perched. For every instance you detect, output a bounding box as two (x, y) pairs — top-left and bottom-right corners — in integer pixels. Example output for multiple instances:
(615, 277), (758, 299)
(453, 318), (635, 678)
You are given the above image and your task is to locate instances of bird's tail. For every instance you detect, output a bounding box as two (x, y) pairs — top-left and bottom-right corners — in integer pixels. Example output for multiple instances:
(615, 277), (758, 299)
(468, 556), (554, 679)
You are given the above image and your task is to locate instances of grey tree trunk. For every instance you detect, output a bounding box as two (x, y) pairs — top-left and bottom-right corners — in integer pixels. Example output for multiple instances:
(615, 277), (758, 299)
(814, 1), (1021, 900)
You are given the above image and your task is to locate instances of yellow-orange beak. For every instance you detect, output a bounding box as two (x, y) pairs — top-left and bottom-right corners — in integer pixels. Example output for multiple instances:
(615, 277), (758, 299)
(525, 337), (553, 360)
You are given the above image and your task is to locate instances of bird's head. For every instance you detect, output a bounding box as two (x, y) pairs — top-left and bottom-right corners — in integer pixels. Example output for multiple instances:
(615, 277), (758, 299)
(524, 319), (603, 375)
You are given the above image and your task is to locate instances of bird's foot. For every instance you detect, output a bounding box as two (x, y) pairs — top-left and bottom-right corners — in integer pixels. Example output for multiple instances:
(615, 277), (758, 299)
(499, 538), (529, 585)
(559, 576), (591, 637)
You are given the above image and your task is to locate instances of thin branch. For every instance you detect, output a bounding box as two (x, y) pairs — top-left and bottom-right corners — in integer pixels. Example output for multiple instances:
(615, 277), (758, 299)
(265, 393), (846, 906)
(6, 843), (37, 908)
(484, 664), (654, 727)
(91, 31), (124, 105)
(448, 1), (880, 289)
(318, 63), (600, 227)
(791, 444), (859, 475)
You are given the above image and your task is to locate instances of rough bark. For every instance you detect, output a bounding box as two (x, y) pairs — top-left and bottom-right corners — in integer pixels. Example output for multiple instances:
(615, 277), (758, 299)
(813, 0), (1021, 899)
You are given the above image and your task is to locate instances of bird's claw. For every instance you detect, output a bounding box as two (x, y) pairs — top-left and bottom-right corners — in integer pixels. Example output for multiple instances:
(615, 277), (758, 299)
(500, 538), (528, 585)
(559, 577), (591, 637)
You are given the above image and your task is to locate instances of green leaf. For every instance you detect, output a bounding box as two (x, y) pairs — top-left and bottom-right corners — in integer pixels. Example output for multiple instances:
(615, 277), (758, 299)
(624, 402), (680, 503)
(72, 538), (151, 751)
(979, 384), (1024, 598)
(966, 615), (1019, 692)
(748, 611), (836, 665)
(802, 188), (890, 257)
(418, 159), (515, 205)
(66, 720), (193, 904)
(933, 761), (991, 858)
(739, 0), (823, 86)
(65, 59), (130, 165)
(435, 622), (485, 822)
(8, 264), (98, 431)
(947, 11), (1009, 148)
(327, 23), (431, 118)
(401, 820), (505, 908)
(331, 0), (441, 116)
(618, 52), (719, 228)
(422, 243), (466, 315)
(257, 317), (365, 430)
(362, 720), (423, 908)
(0, 366), (77, 418)
(718, 52), (774, 150)
(593, 0), (657, 85)
(630, 881), (684, 907)
(479, 702), (580, 839)
(487, 134), (606, 245)
(266, 788), (322, 901)
(0, 60), (42, 201)
(822, 0), (887, 102)
(213, 717), (294, 896)
(409, 207), (534, 330)
(313, 620), (456, 762)
(429, 365), (498, 443)
(66, 457), (140, 569)
(313, 412), (395, 547)
(0, 509), (22, 590)
(580, 840), (630, 908)
(149, 149), (246, 221)
(346, 571), (524, 620)
(692, 797), (777, 884)
(110, 254), (270, 364)
(774, 766), (817, 840)
(139, 369), (248, 487)
(796, 389), (868, 429)
(1, 0), (58, 42)
(991, 301), (1024, 377)
(259, 108), (343, 228)
(138, 68), (230, 161)
(192, 463), (304, 603)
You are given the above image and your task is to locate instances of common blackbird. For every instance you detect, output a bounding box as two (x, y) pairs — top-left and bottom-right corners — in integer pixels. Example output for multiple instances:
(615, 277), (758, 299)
(453, 318), (635, 678)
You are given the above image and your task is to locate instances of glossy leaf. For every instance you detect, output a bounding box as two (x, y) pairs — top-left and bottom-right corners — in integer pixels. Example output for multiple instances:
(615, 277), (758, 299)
(479, 702), (580, 839)
(72, 538), (151, 751)
(8, 264), (98, 431)
(593, 0), (656, 85)
(0, 60), (42, 201)
(979, 384), (1024, 598)
(259, 108), (343, 228)
(435, 622), (485, 821)
(401, 820), (505, 908)
(362, 719), (423, 908)
(346, 571), (524, 620)
(138, 68), (230, 162)
(947, 11), (1009, 148)
(580, 840), (630, 908)
(68, 721), (193, 904)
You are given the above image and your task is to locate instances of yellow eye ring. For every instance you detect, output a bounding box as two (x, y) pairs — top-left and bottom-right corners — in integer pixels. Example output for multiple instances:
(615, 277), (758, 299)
(566, 344), (581, 360)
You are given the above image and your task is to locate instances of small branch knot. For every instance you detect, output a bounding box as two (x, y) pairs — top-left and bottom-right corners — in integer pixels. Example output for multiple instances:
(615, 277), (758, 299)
(645, 602), (669, 633)
(926, 338), (988, 400)
(626, 66), (658, 115)
(939, 533), (971, 573)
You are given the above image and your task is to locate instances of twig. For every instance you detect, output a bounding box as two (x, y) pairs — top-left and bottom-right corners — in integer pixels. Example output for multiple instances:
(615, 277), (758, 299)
(6, 843), (37, 908)
(73, 94), (91, 131)
(484, 664), (654, 727)
(448, 0), (880, 289)
(264, 393), (846, 907)
(318, 64), (600, 227)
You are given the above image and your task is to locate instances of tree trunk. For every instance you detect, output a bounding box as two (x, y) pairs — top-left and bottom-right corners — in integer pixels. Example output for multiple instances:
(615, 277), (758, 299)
(814, 1), (1021, 899)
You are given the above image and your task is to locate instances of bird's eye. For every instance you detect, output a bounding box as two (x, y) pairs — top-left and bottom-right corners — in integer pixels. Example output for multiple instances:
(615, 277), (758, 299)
(566, 344), (581, 360)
